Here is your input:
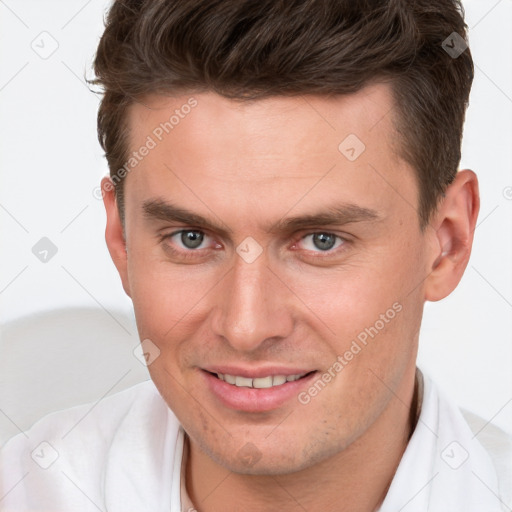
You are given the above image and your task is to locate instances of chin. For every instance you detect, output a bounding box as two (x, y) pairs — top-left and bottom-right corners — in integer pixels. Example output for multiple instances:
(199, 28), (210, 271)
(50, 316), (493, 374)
(210, 435), (344, 477)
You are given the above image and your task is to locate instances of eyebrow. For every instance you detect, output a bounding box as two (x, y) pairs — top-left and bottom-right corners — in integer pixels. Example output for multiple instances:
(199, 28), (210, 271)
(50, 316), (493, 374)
(268, 204), (380, 233)
(142, 198), (380, 236)
(143, 199), (232, 236)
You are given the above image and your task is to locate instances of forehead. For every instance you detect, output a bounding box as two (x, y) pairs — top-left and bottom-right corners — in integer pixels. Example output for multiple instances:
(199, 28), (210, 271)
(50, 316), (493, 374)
(123, 84), (416, 230)
(127, 84), (400, 161)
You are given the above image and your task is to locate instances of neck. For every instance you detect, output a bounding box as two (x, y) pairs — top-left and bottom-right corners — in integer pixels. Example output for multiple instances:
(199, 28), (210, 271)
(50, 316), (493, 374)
(185, 367), (420, 512)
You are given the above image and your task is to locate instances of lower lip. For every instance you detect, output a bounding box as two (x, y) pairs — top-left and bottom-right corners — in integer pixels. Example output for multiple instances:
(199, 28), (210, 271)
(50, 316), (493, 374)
(202, 370), (318, 412)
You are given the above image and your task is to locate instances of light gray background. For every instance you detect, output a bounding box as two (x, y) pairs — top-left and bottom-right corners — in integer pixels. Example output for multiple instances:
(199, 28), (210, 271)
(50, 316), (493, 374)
(1, 0), (511, 434)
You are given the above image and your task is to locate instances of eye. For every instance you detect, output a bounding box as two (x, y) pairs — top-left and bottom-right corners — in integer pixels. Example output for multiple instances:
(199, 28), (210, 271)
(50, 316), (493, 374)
(299, 232), (344, 252)
(169, 230), (210, 250)
(159, 229), (222, 264)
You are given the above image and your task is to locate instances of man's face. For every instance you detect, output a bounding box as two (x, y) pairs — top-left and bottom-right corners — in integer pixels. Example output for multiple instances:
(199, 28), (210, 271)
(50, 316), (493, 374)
(116, 84), (433, 474)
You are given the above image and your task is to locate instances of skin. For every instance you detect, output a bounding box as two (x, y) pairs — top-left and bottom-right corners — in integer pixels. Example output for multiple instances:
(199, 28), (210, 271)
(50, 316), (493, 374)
(102, 84), (479, 512)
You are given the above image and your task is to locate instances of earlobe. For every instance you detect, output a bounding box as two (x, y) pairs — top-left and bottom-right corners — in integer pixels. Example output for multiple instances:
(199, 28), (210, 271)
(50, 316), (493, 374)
(102, 177), (131, 297)
(424, 170), (479, 302)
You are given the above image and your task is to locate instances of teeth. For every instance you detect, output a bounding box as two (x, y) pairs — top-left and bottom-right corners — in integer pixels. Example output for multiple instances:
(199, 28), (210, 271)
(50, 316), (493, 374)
(272, 375), (286, 386)
(224, 374), (236, 384)
(253, 376), (273, 388)
(216, 372), (307, 388)
(235, 376), (253, 387)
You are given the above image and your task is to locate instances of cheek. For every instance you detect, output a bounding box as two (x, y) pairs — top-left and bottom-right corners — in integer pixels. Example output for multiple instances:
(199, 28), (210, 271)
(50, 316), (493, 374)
(280, 242), (425, 390)
(126, 240), (214, 337)
(282, 250), (420, 339)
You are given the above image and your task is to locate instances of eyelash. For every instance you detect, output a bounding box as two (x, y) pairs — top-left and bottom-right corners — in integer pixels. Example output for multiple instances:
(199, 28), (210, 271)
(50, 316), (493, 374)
(160, 229), (349, 261)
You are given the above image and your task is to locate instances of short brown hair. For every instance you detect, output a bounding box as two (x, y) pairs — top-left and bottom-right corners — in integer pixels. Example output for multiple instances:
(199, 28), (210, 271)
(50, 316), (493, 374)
(92, 0), (473, 227)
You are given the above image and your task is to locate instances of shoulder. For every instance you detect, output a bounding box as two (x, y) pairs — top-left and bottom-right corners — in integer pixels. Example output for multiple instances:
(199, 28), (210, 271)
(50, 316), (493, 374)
(421, 373), (512, 511)
(2, 379), (166, 450)
(461, 409), (512, 510)
(0, 380), (182, 511)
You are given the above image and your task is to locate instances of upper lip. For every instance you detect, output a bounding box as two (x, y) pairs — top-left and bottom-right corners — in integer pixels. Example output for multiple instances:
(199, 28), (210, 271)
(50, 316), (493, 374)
(202, 366), (316, 378)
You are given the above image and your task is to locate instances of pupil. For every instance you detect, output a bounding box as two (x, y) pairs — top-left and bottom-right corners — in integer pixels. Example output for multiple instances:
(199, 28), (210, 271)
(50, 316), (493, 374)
(313, 233), (335, 251)
(181, 230), (204, 249)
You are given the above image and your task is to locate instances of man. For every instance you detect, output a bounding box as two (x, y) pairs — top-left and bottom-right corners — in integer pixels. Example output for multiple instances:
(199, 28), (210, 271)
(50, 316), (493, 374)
(1, 0), (510, 511)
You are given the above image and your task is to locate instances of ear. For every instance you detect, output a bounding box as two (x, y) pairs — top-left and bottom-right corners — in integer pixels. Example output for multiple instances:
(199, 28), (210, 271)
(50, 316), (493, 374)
(102, 177), (131, 297)
(424, 169), (479, 302)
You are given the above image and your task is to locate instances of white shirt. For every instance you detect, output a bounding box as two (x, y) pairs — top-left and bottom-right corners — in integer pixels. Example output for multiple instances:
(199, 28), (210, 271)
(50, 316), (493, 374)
(0, 373), (509, 511)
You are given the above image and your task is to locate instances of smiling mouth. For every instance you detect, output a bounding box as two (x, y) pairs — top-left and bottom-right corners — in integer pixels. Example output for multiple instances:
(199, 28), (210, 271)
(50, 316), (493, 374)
(208, 371), (316, 389)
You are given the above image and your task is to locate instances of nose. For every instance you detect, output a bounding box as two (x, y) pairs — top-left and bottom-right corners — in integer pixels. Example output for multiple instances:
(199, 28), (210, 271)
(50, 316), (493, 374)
(211, 251), (294, 352)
